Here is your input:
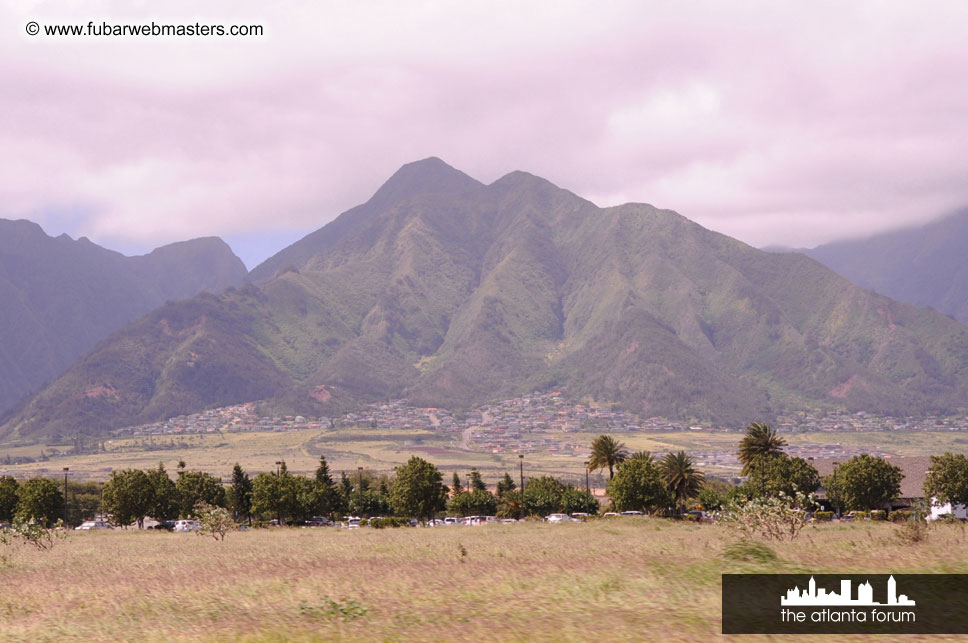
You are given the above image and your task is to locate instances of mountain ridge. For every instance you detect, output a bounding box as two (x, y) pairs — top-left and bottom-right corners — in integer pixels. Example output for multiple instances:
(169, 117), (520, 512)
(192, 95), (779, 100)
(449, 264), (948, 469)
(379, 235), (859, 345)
(5, 160), (968, 440)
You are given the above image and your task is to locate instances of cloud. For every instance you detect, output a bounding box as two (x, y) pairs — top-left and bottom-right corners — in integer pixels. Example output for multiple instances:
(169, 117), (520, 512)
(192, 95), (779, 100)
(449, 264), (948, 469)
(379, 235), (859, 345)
(3, 1), (968, 266)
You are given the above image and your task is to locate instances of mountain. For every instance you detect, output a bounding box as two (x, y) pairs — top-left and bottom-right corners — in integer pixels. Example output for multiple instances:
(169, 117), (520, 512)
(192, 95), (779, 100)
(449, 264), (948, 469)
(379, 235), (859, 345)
(5, 158), (968, 440)
(805, 210), (968, 324)
(0, 219), (247, 416)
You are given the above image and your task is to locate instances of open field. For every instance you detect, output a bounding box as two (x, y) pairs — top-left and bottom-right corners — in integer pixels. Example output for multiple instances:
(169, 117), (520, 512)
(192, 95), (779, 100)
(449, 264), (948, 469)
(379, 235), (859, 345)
(2, 520), (968, 641)
(2, 429), (967, 484)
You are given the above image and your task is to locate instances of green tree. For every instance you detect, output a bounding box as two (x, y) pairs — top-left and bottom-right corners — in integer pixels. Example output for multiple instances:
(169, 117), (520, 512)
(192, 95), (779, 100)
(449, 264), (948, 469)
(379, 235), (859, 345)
(229, 463), (253, 523)
(101, 469), (153, 528)
(146, 462), (178, 523)
(560, 487), (599, 514)
(390, 456), (446, 522)
(746, 454), (820, 498)
(661, 451), (705, 514)
(523, 476), (567, 517)
(468, 468), (487, 492)
(306, 456), (338, 519)
(738, 422), (786, 476)
(251, 472), (280, 523)
(697, 487), (725, 511)
(451, 472), (463, 497)
(496, 489), (523, 519)
(823, 454), (903, 511)
(175, 470), (226, 518)
(496, 472), (516, 498)
(449, 490), (497, 517)
(66, 481), (102, 525)
(195, 501), (235, 541)
(923, 452), (968, 507)
(589, 435), (629, 480)
(607, 456), (671, 513)
(0, 475), (19, 523)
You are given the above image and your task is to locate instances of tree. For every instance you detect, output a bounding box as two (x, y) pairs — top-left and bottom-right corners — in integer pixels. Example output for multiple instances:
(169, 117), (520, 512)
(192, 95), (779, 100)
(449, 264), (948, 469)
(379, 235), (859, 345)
(660, 451), (705, 514)
(497, 489), (524, 519)
(390, 456), (446, 522)
(823, 454), (903, 511)
(251, 472), (280, 523)
(449, 490), (497, 517)
(560, 487), (599, 514)
(589, 435), (629, 480)
(146, 462), (178, 523)
(607, 456), (670, 513)
(924, 452), (968, 507)
(195, 501), (235, 541)
(468, 468), (487, 492)
(0, 475), (18, 523)
(523, 476), (567, 517)
(738, 422), (786, 476)
(175, 470), (226, 518)
(306, 456), (338, 519)
(451, 472), (463, 497)
(229, 463), (253, 523)
(745, 454), (820, 498)
(496, 472), (516, 498)
(101, 469), (153, 528)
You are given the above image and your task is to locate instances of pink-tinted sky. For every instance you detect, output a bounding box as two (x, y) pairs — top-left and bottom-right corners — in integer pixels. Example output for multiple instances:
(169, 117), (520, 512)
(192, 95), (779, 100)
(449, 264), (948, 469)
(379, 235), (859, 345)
(4, 1), (968, 268)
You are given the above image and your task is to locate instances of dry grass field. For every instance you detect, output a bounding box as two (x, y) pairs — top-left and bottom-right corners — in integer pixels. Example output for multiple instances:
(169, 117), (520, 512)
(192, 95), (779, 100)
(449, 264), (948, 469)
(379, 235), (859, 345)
(2, 519), (968, 641)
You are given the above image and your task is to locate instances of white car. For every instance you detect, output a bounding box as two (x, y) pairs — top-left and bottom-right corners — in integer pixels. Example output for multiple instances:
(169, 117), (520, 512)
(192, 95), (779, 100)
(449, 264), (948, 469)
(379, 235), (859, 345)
(75, 520), (113, 531)
(173, 520), (201, 532)
(346, 517), (361, 530)
(545, 513), (573, 523)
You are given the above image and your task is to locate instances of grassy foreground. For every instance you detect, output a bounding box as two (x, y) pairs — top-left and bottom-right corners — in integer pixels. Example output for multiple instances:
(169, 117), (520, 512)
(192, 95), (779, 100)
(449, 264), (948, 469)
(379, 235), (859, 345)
(2, 520), (968, 642)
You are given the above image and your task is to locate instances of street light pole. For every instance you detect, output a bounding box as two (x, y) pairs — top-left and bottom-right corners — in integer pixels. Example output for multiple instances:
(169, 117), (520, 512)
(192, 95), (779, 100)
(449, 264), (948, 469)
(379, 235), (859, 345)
(275, 461), (283, 476)
(518, 454), (524, 497)
(357, 467), (364, 517)
(584, 461), (590, 494)
(62, 467), (69, 527)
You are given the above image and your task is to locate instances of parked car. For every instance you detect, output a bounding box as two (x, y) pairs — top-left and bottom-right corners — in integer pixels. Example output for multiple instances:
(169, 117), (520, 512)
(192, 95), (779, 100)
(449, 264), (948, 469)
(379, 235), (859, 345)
(443, 517), (458, 526)
(75, 520), (114, 531)
(501, 518), (518, 524)
(683, 510), (704, 522)
(619, 510), (644, 516)
(304, 516), (331, 527)
(570, 512), (591, 520)
(603, 512), (620, 518)
(346, 517), (361, 529)
(173, 520), (200, 532)
(546, 513), (573, 523)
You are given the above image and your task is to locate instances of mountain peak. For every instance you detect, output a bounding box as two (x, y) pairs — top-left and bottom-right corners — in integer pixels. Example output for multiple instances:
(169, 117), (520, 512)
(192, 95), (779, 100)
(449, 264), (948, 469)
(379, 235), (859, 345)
(369, 157), (483, 207)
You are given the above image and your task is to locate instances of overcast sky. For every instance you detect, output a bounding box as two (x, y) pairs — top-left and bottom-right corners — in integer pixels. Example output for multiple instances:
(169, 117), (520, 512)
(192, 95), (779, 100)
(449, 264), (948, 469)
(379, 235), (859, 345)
(4, 1), (968, 268)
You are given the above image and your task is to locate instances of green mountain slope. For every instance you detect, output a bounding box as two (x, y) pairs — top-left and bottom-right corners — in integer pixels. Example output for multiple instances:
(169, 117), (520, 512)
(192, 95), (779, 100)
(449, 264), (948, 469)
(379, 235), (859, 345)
(0, 220), (247, 415)
(6, 159), (968, 439)
(805, 210), (968, 324)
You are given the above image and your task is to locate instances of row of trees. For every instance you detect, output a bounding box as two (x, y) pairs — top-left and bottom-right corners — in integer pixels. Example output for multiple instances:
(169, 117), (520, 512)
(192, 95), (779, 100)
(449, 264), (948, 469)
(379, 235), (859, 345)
(8, 423), (968, 527)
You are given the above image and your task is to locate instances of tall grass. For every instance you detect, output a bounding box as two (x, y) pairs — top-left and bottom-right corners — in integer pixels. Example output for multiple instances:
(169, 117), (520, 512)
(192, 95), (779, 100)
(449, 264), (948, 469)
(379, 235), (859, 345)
(1, 519), (966, 641)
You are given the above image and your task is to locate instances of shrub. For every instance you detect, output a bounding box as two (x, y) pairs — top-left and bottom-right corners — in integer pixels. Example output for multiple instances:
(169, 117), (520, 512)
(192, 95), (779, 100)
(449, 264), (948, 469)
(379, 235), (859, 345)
(369, 517), (410, 529)
(889, 510), (911, 523)
(721, 490), (815, 541)
(722, 539), (779, 563)
(869, 510), (887, 521)
(683, 513), (701, 522)
(813, 511), (833, 522)
(938, 513), (964, 524)
(851, 511), (869, 520)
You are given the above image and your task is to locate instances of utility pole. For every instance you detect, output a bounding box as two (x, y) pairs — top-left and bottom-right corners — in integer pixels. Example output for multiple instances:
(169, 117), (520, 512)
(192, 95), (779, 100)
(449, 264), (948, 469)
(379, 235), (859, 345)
(357, 467), (364, 517)
(518, 454), (525, 497)
(62, 467), (69, 527)
(584, 461), (590, 494)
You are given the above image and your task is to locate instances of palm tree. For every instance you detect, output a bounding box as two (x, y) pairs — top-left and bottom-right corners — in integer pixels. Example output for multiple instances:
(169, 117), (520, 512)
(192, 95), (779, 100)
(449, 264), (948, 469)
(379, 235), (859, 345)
(588, 435), (629, 480)
(628, 451), (655, 463)
(660, 451), (705, 514)
(738, 422), (786, 475)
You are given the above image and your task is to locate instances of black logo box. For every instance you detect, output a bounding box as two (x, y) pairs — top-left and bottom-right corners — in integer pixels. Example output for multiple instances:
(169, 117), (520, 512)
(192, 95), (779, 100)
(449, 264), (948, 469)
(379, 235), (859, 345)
(723, 574), (968, 634)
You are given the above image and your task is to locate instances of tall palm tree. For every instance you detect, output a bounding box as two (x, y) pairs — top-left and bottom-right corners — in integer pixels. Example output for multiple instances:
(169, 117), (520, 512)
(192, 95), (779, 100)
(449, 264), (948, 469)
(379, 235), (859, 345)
(588, 435), (629, 480)
(738, 422), (786, 476)
(660, 451), (705, 514)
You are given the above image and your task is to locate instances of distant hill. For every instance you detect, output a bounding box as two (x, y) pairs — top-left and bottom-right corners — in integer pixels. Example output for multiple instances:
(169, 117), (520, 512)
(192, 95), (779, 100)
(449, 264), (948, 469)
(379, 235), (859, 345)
(0, 220), (247, 416)
(5, 158), (968, 440)
(806, 210), (968, 324)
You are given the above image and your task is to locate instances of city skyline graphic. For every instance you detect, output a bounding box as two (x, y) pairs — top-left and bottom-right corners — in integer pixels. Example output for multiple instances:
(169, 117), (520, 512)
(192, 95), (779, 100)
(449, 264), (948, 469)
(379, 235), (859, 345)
(781, 576), (916, 607)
